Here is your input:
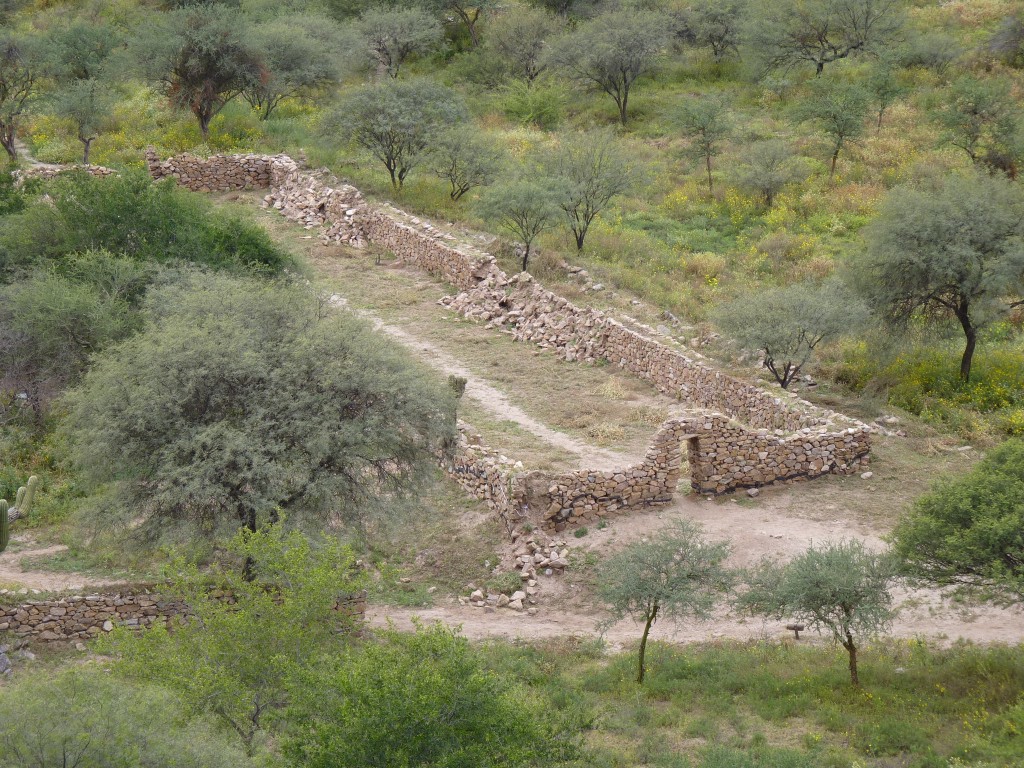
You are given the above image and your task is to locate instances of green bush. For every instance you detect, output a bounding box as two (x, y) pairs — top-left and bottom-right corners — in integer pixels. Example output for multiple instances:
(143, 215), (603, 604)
(0, 171), (290, 278)
(501, 80), (565, 130)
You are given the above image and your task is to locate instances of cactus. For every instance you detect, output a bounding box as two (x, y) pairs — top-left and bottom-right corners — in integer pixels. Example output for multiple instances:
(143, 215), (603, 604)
(1, 477), (38, 553)
(0, 499), (8, 553)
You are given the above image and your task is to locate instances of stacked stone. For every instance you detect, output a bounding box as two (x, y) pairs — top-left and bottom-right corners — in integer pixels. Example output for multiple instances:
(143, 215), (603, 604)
(363, 208), (499, 291)
(145, 149), (280, 191)
(0, 591), (185, 642)
(444, 426), (523, 534)
(265, 163), (369, 247)
(14, 164), (116, 183)
(0, 588), (367, 644)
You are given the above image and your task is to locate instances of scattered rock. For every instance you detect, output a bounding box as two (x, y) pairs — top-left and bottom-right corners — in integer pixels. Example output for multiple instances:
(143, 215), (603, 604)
(860, 471), (873, 480)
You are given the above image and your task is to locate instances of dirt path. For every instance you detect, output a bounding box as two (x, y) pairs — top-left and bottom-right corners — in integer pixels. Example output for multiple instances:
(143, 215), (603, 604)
(0, 542), (121, 592)
(327, 294), (636, 471)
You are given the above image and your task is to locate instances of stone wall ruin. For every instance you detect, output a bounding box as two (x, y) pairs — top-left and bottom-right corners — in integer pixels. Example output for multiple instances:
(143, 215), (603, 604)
(144, 151), (871, 533)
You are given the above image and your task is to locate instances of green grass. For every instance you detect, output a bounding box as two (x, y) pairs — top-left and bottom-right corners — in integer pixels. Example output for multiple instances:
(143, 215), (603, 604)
(477, 637), (1024, 768)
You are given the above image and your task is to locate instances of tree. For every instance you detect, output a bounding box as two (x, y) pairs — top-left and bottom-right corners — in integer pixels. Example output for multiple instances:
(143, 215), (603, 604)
(49, 78), (115, 163)
(738, 540), (897, 686)
(0, 33), (41, 160)
(110, 524), (365, 753)
(596, 520), (733, 684)
(243, 15), (351, 120)
(44, 18), (119, 81)
(356, 6), (444, 79)
(890, 438), (1024, 605)
(687, 0), (746, 62)
(853, 171), (1024, 383)
(747, 0), (904, 76)
(283, 623), (579, 767)
(733, 140), (804, 208)
(677, 95), (732, 195)
(936, 75), (1022, 178)
(0, 668), (254, 768)
(990, 13), (1024, 68)
(712, 281), (869, 389)
(487, 5), (560, 85)
(548, 129), (635, 252)
(0, 263), (139, 422)
(328, 79), (468, 189)
(865, 58), (906, 131)
(129, 3), (263, 140)
(547, 10), (670, 124)
(424, 0), (498, 49)
(796, 78), (870, 178)
(62, 274), (458, 544)
(430, 126), (503, 201)
(476, 179), (562, 272)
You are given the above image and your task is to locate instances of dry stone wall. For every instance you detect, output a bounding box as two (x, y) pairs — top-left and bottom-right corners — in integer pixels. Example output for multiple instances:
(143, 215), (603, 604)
(0, 587), (366, 644)
(146, 152), (872, 531)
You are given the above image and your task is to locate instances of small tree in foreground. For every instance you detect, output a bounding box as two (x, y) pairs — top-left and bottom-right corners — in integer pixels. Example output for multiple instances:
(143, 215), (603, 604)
(890, 438), (1024, 606)
(109, 523), (366, 754)
(49, 78), (115, 163)
(283, 623), (579, 767)
(476, 179), (562, 272)
(797, 78), (870, 178)
(597, 520), (733, 684)
(429, 126), (504, 201)
(733, 140), (804, 208)
(712, 281), (869, 389)
(738, 540), (897, 686)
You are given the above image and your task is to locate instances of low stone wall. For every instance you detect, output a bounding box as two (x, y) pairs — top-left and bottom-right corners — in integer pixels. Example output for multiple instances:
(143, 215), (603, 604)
(144, 151), (872, 517)
(146, 149), (281, 192)
(15, 163), (116, 183)
(0, 587), (366, 644)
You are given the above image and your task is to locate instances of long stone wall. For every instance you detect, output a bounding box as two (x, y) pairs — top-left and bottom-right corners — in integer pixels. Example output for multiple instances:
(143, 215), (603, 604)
(0, 587), (367, 644)
(143, 151), (872, 531)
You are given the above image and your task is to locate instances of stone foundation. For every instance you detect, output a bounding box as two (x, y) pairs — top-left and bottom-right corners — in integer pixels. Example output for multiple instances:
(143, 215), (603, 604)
(143, 151), (872, 531)
(0, 587), (366, 644)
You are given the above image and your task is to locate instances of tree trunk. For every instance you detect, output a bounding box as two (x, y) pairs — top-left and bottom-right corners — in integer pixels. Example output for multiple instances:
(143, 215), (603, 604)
(618, 88), (629, 125)
(521, 242), (531, 273)
(82, 137), (93, 165)
(876, 107), (885, 132)
(830, 149), (839, 179)
(198, 111), (212, 142)
(637, 600), (659, 684)
(955, 305), (977, 383)
(844, 633), (859, 686)
(815, 60), (825, 77)
(0, 124), (16, 160)
(574, 226), (585, 252)
(706, 154), (714, 196)
(241, 508), (258, 582)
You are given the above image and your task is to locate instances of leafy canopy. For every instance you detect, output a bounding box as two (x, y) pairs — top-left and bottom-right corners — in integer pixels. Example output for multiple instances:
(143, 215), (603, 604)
(738, 540), (897, 685)
(62, 274), (458, 546)
(108, 523), (366, 753)
(283, 622), (580, 768)
(890, 438), (1024, 605)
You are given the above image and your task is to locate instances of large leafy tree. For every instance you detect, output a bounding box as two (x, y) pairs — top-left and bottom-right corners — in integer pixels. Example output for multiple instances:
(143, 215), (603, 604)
(429, 126), (504, 201)
(110, 524), (366, 753)
(486, 5), (560, 85)
(550, 128), (635, 252)
(475, 178), (562, 272)
(596, 520), (733, 684)
(328, 79), (468, 189)
(733, 139), (805, 208)
(243, 15), (351, 120)
(853, 171), (1024, 382)
(686, 0), (746, 62)
(796, 78), (870, 178)
(936, 74), (1022, 178)
(48, 78), (115, 163)
(62, 274), (458, 544)
(283, 623), (579, 767)
(747, 0), (904, 76)
(356, 6), (444, 79)
(891, 439), (1024, 606)
(712, 281), (869, 389)
(739, 540), (897, 686)
(129, 3), (263, 140)
(547, 10), (670, 124)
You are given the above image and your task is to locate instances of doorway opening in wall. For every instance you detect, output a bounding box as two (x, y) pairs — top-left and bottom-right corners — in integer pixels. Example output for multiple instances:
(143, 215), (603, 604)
(677, 435), (699, 494)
